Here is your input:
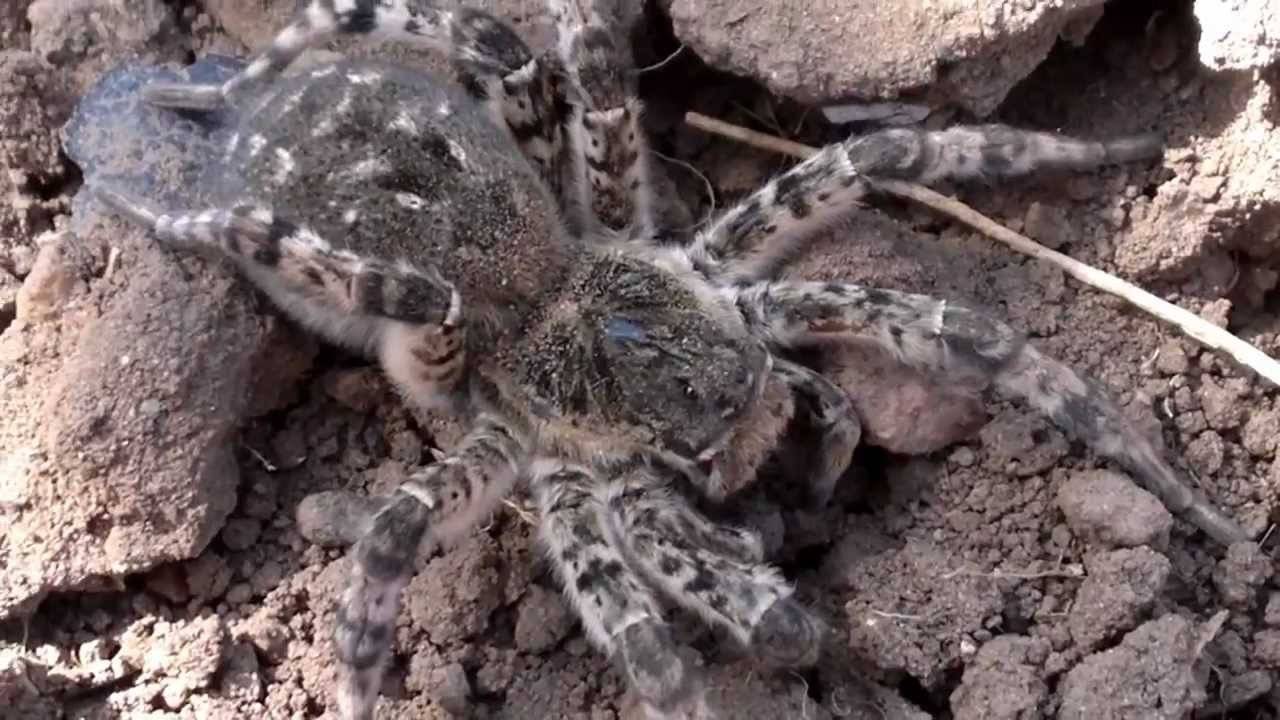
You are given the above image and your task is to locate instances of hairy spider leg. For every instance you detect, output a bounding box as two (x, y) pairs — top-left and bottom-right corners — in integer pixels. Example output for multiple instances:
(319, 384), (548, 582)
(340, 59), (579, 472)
(689, 124), (1163, 283)
(605, 457), (825, 668)
(337, 416), (524, 720)
(96, 189), (468, 408)
(734, 279), (1248, 545)
(548, 0), (656, 237)
(533, 459), (707, 717)
(771, 357), (862, 507)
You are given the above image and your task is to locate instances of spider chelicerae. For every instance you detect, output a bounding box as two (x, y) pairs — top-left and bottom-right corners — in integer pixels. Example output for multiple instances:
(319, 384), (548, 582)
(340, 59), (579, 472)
(92, 0), (1247, 717)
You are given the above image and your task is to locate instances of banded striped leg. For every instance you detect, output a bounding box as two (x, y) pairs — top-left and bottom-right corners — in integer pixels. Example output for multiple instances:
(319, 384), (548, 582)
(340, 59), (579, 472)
(443, 9), (568, 183)
(772, 357), (862, 507)
(143, 1), (567, 182)
(735, 280), (1248, 545)
(647, 486), (767, 566)
(337, 417), (524, 720)
(688, 125), (1164, 282)
(143, 0), (451, 110)
(533, 461), (705, 717)
(548, 0), (655, 236)
(607, 460), (824, 669)
(96, 189), (468, 407)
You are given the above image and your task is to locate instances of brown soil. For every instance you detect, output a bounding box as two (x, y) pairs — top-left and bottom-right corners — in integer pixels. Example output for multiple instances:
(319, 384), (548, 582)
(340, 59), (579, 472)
(2, 1), (1278, 719)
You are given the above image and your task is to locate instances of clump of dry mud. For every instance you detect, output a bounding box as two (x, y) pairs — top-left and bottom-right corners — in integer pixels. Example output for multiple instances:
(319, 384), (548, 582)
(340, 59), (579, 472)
(2, 1), (1279, 719)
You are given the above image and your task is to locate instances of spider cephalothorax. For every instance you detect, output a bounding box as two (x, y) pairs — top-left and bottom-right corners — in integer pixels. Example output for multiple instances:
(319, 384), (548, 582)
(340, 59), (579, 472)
(90, 1), (1247, 718)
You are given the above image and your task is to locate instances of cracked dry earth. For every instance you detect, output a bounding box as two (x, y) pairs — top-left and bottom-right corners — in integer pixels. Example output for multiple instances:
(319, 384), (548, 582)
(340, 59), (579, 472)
(2, 0), (1280, 719)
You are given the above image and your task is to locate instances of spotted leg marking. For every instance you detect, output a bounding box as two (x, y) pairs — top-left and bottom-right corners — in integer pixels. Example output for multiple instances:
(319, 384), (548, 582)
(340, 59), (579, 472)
(143, 0), (446, 110)
(336, 416), (524, 720)
(772, 357), (862, 507)
(533, 459), (706, 717)
(605, 459), (824, 669)
(444, 8), (569, 184)
(689, 124), (1163, 282)
(547, 0), (654, 237)
(96, 188), (468, 407)
(649, 489), (767, 566)
(735, 280), (1248, 545)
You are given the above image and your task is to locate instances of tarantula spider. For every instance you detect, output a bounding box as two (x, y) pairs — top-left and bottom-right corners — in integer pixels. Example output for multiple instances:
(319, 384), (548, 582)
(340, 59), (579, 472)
(92, 0), (1246, 717)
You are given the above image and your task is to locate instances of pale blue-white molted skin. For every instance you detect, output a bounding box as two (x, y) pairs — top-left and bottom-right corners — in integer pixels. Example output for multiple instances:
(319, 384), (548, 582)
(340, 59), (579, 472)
(62, 56), (247, 233)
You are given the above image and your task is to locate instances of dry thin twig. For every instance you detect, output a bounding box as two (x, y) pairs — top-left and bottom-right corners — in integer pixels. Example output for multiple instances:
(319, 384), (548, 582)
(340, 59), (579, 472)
(104, 245), (121, 278)
(652, 149), (717, 230)
(939, 563), (1085, 581)
(789, 671), (811, 719)
(244, 444), (278, 473)
(635, 44), (685, 74)
(867, 609), (928, 622)
(683, 110), (1280, 388)
(1259, 522), (1276, 548)
(502, 498), (539, 526)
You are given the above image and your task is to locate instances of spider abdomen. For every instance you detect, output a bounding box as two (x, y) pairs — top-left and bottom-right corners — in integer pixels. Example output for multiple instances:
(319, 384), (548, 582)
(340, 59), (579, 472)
(217, 59), (576, 347)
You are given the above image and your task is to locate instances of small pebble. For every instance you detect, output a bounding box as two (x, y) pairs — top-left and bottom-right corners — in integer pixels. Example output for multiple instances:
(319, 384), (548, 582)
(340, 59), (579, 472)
(1023, 202), (1075, 249)
(1056, 470), (1172, 549)
(1213, 542), (1273, 608)
(220, 517), (262, 552)
(434, 662), (471, 716)
(514, 585), (573, 653)
(1264, 592), (1280, 627)
(226, 582), (253, 605)
(1154, 340), (1189, 375)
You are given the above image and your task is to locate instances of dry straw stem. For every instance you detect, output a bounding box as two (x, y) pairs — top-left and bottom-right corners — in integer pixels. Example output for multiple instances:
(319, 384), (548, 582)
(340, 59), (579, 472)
(938, 563), (1085, 581)
(684, 111), (1280, 388)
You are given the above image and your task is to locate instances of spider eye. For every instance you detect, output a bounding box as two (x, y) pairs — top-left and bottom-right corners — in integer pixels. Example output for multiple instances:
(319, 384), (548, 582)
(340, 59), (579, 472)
(678, 378), (698, 398)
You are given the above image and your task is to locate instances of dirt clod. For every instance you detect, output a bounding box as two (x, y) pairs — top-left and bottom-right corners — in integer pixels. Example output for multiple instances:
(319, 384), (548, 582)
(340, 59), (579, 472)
(433, 661), (473, 715)
(1058, 614), (1217, 720)
(1068, 547), (1171, 650)
(27, 0), (178, 92)
(405, 533), (505, 646)
(1, 223), (270, 618)
(1200, 377), (1246, 431)
(949, 635), (1050, 720)
(843, 540), (1004, 688)
(1255, 629), (1280, 668)
(141, 615), (228, 691)
(14, 234), (82, 324)
(1213, 541), (1275, 609)
(184, 552), (233, 603)
(1265, 592), (1280, 627)
(1242, 405), (1280, 457)
(515, 584), (575, 654)
(1216, 669), (1275, 713)
(1195, 0), (1280, 70)
(980, 411), (1070, 478)
(1023, 201), (1077, 250)
(237, 607), (291, 666)
(666, 0), (1108, 116)
(295, 489), (384, 548)
(220, 517), (263, 552)
(1055, 470), (1174, 550)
